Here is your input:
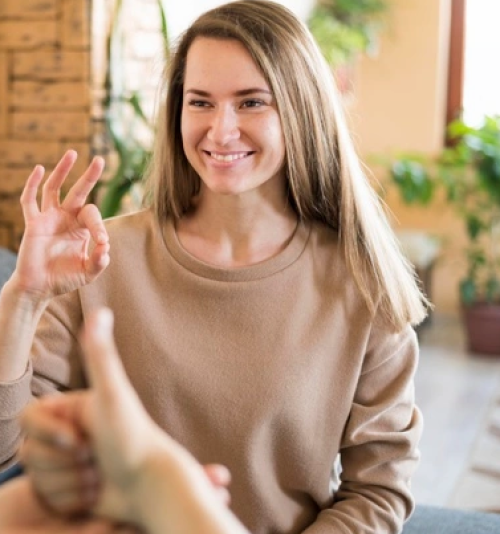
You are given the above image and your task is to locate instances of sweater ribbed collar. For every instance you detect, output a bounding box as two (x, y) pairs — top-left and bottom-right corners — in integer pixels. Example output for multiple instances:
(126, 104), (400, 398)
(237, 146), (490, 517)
(162, 217), (311, 282)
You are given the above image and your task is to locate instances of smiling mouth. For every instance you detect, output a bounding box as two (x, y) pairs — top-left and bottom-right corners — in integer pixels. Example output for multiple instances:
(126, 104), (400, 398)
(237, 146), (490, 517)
(204, 151), (254, 162)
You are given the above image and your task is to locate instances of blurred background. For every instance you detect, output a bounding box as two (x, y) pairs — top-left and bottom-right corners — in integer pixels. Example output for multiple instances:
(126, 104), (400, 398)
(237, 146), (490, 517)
(0, 0), (499, 512)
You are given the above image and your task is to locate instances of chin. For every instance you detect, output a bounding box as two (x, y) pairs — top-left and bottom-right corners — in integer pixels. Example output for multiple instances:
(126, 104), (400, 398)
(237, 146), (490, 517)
(202, 177), (254, 197)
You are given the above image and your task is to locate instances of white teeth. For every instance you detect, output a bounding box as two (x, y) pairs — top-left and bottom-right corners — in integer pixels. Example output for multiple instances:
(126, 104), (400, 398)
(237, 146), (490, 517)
(209, 152), (248, 162)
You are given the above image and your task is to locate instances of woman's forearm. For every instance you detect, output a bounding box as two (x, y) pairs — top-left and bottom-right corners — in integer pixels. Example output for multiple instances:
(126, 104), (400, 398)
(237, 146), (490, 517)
(0, 277), (48, 382)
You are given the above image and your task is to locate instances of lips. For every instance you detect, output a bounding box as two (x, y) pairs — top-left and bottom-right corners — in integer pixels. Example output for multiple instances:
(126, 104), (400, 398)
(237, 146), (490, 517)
(203, 150), (255, 162)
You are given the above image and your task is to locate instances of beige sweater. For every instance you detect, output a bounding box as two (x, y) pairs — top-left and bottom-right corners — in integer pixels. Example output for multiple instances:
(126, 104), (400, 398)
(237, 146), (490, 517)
(0, 209), (422, 534)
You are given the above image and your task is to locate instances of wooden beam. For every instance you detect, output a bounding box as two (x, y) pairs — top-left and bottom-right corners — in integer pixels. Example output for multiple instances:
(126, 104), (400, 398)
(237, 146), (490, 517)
(446, 0), (466, 132)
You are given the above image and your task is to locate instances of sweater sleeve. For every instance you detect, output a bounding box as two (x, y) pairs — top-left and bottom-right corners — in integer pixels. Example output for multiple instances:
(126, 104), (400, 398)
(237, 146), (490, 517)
(0, 291), (85, 469)
(302, 324), (423, 534)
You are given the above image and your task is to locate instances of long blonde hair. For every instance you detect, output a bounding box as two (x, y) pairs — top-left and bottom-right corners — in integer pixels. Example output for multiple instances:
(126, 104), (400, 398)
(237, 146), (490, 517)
(145, 0), (429, 330)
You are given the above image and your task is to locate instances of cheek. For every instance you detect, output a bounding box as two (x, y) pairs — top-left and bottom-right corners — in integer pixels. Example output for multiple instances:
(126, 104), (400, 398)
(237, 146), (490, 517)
(265, 119), (285, 158)
(180, 112), (190, 147)
(181, 116), (208, 151)
(265, 114), (283, 138)
(180, 118), (199, 159)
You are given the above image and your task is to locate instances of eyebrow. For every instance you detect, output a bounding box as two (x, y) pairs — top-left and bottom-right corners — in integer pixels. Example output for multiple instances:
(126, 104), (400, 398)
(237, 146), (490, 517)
(184, 88), (272, 97)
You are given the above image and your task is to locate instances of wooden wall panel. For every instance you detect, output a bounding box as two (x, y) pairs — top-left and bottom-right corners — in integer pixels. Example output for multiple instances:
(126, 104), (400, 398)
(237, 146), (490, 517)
(11, 81), (90, 109)
(0, 0), (58, 19)
(0, 0), (91, 251)
(0, 21), (58, 49)
(12, 111), (90, 140)
(13, 49), (89, 80)
(0, 52), (7, 137)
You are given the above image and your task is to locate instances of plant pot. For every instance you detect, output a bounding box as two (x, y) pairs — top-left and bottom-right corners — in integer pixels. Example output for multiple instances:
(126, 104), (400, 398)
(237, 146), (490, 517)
(462, 303), (500, 356)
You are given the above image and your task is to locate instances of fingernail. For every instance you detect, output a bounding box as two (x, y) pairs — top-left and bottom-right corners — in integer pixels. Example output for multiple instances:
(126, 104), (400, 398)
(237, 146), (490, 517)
(93, 156), (105, 167)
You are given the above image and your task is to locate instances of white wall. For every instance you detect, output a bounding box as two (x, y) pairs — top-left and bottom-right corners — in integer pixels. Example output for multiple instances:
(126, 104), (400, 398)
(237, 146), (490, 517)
(166, 0), (316, 41)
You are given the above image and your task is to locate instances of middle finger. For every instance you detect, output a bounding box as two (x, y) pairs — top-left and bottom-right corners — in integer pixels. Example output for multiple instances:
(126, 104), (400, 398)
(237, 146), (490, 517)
(62, 156), (105, 213)
(41, 150), (78, 212)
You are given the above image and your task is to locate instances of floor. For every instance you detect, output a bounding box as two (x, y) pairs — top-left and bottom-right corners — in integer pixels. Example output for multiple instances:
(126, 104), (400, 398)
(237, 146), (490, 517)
(411, 314), (500, 506)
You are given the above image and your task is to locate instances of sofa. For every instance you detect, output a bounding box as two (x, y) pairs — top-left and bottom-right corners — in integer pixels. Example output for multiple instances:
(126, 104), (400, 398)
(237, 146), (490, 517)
(403, 504), (500, 533)
(0, 247), (16, 288)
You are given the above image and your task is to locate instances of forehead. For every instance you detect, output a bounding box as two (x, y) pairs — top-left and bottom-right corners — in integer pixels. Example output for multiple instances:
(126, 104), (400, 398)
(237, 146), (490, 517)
(184, 37), (269, 90)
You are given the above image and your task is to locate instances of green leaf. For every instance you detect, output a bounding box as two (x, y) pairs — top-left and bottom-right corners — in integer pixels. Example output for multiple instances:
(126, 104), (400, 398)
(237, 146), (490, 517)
(156, 0), (170, 61)
(127, 93), (153, 129)
(389, 158), (434, 205)
(308, 0), (389, 67)
(465, 214), (485, 240)
(460, 278), (477, 305)
(308, 8), (366, 66)
(100, 180), (135, 219)
(485, 276), (500, 302)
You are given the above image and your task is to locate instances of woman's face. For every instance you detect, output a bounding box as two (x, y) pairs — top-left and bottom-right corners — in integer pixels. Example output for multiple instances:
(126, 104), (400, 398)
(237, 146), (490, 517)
(181, 37), (286, 200)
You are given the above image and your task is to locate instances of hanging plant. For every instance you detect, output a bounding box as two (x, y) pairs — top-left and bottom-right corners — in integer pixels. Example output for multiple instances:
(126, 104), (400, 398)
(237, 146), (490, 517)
(308, 0), (390, 68)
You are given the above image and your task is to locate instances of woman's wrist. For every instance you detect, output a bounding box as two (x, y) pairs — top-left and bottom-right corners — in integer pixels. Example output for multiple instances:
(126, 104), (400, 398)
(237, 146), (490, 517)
(2, 274), (51, 310)
(0, 276), (49, 382)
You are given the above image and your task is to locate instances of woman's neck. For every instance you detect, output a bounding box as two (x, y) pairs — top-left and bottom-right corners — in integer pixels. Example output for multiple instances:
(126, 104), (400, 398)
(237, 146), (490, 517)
(175, 190), (298, 268)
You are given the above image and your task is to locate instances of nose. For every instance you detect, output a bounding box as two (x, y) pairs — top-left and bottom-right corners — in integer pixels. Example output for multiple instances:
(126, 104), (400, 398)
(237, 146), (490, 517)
(207, 106), (240, 145)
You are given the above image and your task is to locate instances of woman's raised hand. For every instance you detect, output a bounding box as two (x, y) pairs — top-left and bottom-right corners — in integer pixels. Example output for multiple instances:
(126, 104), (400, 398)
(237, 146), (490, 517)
(12, 150), (110, 300)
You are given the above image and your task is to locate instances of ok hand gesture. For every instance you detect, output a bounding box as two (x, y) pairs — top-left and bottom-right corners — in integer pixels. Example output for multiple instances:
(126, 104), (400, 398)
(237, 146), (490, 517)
(13, 150), (110, 301)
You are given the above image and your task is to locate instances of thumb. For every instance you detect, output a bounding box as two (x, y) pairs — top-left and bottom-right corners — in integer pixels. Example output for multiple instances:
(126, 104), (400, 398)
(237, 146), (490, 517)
(80, 307), (143, 417)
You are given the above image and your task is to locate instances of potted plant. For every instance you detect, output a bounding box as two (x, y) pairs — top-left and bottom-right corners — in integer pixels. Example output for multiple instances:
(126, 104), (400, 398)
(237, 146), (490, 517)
(388, 115), (500, 355)
(440, 116), (500, 355)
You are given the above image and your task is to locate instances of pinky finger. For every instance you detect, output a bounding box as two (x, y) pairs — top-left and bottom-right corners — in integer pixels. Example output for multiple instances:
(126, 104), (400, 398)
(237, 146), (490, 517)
(20, 165), (45, 220)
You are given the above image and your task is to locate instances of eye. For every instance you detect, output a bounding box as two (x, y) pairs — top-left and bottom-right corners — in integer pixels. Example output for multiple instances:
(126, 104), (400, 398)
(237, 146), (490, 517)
(187, 100), (210, 108)
(241, 99), (265, 109)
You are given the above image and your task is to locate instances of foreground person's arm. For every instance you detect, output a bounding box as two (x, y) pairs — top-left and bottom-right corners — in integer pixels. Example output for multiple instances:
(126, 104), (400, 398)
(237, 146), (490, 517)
(21, 308), (248, 534)
(0, 476), (137, 534)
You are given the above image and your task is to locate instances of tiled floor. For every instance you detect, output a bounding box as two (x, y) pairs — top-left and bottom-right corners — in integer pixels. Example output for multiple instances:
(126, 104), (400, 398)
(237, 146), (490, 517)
(411, 314), (500, 506)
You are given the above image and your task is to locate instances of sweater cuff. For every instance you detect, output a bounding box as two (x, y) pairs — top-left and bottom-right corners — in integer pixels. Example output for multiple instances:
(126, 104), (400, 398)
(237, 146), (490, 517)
(0, 360), (33, 418)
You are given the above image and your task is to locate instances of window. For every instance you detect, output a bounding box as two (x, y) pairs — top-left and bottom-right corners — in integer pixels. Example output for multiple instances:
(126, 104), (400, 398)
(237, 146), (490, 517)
(462, 0), (500, 125)
(447, 0), (500, 128)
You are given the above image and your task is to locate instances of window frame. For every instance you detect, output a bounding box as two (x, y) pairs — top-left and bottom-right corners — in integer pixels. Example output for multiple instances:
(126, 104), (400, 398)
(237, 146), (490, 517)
(446, 0), (466, 134)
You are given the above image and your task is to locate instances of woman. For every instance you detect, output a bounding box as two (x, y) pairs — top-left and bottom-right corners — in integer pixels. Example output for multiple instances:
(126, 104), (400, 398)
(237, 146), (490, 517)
(0, 1), (427, 532)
